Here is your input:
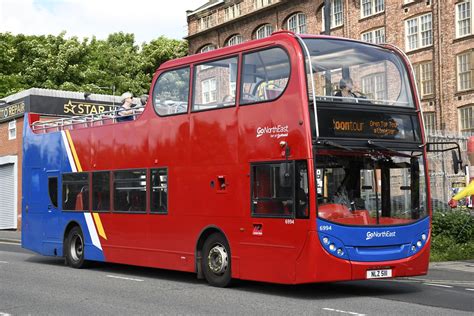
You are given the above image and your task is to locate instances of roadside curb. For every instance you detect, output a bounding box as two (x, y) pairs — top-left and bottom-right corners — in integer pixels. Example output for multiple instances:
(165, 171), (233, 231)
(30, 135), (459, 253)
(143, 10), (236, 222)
(0, 238), (21, 244)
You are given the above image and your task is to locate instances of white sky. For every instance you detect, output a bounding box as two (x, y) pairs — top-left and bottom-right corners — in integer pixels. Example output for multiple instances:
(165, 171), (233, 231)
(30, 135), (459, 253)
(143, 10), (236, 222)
(0, 0), (207, 44)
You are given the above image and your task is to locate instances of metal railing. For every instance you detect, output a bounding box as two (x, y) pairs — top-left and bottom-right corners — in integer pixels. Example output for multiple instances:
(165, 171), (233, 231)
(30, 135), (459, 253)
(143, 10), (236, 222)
(31, 106), (145, 133)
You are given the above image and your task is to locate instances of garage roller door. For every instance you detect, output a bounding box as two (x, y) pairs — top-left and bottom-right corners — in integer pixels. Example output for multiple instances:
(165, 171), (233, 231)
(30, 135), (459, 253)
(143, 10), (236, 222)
(0, 163), (15, 229)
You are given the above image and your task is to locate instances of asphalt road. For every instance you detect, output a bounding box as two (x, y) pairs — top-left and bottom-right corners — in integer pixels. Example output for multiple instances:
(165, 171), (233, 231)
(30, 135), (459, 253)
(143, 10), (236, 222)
(0, 242), (473, 315)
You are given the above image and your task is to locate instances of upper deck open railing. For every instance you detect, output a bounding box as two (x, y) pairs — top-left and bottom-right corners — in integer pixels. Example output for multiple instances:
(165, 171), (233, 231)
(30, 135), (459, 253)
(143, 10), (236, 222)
(30, 106), (145, 133)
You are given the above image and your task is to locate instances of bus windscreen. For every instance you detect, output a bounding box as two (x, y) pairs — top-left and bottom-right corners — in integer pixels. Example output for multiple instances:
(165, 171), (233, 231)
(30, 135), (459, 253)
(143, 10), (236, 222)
(304, 39), (414, 107)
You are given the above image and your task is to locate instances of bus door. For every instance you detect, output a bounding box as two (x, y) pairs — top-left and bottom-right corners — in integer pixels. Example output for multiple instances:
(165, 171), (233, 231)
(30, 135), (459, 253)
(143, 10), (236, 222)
(43, 170), (60, 241)
(243, 160), (310, 282)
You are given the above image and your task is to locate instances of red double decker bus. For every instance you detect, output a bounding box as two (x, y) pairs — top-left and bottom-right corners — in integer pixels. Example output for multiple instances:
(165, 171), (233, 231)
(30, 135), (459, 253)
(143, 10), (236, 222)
(22, 31), (454, 287)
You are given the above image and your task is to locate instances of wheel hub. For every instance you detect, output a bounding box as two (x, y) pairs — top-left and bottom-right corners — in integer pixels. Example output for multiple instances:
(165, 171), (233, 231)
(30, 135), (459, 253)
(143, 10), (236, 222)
(208, 244), (228, 275)
(70, 234), (83, 262)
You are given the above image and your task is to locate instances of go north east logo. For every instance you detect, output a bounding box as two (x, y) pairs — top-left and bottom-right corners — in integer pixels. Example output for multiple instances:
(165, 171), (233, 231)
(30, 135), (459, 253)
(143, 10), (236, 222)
(256, 125), (289, 139)
(366, 230), (396, 240)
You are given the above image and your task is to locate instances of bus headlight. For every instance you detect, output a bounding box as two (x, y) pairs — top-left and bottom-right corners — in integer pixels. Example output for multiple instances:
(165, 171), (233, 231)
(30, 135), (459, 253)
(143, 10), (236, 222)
(337, 248), (344, 256)
(421, 234), (426, 241)
(323, 237), (330, 245)
(329, 244), (336, 251)
(416, 240), (422, 248)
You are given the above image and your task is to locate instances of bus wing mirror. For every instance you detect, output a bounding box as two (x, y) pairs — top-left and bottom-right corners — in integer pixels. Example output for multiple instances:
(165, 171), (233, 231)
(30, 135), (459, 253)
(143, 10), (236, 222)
(426, 141), (463, 174)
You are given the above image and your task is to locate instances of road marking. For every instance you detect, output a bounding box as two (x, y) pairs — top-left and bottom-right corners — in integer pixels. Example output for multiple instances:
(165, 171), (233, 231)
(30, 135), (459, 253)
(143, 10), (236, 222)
(466, 288), (474, 292)
(0, 312), (12, 316)
(424, 283), (453, 288)
(106, 275), (144, 282)
(0, 261), (8, 264)
(322, 307), (366, 316)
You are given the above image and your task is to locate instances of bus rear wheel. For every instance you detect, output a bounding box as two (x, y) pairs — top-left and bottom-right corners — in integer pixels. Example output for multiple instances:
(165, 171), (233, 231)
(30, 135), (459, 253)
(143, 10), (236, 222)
(202, 233), (232, 287)
(65, 226), (87, 268)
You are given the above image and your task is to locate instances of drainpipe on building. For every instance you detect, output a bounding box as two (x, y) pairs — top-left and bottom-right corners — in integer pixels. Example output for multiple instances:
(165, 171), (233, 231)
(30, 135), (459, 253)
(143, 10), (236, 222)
(324, 0), (331, 36)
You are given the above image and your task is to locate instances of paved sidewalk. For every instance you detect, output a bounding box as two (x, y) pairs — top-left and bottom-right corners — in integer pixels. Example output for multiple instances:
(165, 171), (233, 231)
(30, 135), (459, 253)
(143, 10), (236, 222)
(0, 229), (21, 243)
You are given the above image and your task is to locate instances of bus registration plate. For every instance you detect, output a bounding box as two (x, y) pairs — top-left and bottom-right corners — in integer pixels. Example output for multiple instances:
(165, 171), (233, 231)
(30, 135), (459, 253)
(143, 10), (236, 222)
(366, 269), (392, 279)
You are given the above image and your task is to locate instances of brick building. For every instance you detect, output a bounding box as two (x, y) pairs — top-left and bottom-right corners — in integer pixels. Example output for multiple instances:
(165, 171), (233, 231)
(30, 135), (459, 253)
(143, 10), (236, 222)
(186, 0), (474, 136)
(0, 88), (121, 230)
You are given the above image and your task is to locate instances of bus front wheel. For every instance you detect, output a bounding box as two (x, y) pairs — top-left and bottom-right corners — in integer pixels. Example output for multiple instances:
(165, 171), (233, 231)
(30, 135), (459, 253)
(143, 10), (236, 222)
(202, 233), (232, 287)
(65, 226), (87, 268)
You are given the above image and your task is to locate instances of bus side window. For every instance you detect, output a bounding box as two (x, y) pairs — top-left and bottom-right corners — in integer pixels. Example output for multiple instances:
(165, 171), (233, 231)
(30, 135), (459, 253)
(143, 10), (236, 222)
(152, 67), (190, 116)
(62, 172), (89, 211)
(251, 162), (295, 217)
(151, 168), (168, 214)
(296, 161), (309, 219)
(240, 47), (290, 105)
(92, 171), (110, 211)
(113, 169), (146, 212)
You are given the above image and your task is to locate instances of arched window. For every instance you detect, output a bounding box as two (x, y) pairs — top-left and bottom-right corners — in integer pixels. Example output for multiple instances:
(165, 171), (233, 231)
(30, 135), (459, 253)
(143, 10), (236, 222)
(199, 44), (217, 54)
(287, 13), (307, 34)
(225, 34), (244, 46)
(255, 24), (274, 39)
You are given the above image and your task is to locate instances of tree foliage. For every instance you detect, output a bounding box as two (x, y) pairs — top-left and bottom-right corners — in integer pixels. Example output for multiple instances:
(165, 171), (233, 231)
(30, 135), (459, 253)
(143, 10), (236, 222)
(0, 32), (188, 98)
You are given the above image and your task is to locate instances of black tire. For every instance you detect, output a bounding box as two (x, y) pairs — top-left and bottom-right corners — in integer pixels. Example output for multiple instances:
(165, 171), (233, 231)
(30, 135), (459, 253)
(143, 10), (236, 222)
(201, 233), (232, 287)
(65, 226), (87, 268)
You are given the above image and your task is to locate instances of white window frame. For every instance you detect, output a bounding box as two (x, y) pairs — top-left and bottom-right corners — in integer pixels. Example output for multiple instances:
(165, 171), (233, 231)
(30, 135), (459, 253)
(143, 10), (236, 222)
(361, 73), (386, 100)
(459, 105), (474, 134)
(405, 13), (432, 52)
(200, 44), (216, 53)
(456, 0), (473, 38)
(256, 24), (274, 39)
(361, 27), (385, 44)
(321, 0), (344, 31)
(423, 112), (436, 134)
(360, 0), (385, 18)
(457, 51), (473, 92)
(224, 3), (241, 22)
(8, 120), (16, 140)
(414, 61), (434, 97)
(199, 15), (213, 31)
(225, 34), (243, 46)
(254, 0), (272, 9)
(201, 78), (217, 104)
(403, 0), (415, 4)
(287, 13), (307, 34)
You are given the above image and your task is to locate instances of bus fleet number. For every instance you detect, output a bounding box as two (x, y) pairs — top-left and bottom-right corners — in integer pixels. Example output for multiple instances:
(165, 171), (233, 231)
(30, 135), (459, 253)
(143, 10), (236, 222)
(319, 225), (332, 231)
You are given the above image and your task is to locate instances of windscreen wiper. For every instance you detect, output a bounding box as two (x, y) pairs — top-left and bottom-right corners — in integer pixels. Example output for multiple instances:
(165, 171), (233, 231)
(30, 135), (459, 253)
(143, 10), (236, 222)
(318, 140), (353, 152)
(367, 140), (412, 158)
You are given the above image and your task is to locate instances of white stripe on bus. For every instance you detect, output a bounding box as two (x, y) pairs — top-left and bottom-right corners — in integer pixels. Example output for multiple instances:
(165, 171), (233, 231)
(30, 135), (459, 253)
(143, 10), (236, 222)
(84, 212), (102, 250)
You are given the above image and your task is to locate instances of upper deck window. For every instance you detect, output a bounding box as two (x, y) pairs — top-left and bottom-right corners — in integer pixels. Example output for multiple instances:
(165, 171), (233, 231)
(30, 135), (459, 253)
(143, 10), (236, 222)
(303, 38), (414, 107)
(193, 56), (238, 111)
(240, 47), (290, 105)
(153, 67), (190, 116)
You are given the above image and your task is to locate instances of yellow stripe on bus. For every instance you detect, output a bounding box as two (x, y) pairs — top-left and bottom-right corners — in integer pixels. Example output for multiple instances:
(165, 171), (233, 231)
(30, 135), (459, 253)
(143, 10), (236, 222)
(92, 213), (107, 240)
(65, 130), (83, 172)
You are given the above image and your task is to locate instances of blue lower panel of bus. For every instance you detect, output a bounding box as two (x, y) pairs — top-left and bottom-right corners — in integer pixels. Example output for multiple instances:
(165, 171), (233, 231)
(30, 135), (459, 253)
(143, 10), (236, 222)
(316, 217), (430, 262)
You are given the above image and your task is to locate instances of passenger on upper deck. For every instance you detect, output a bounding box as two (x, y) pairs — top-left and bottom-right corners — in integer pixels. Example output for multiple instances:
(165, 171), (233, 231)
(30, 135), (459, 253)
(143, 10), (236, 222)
(334, 78), (357, 99)
(116, 92), (135, 122)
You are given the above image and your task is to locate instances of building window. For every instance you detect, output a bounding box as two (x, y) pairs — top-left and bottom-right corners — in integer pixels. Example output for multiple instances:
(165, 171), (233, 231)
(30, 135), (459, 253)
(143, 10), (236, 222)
(225, 34), (243, 46)
(199, 15), (214, 31)
(405, 13), (432, 51)
(321, 0), (344, 31)
(224, 3), (241, 21)
(361, 27), (385, 44)
(456, 0), (472, 38)
(200, 44), (216, 53)
(414, 62), (434, 98)
(362, 73), (386, 100)
(254, 0), (272, 9)
(201, 78), (217, 104)
(361, 0), (384, 18)
(459, 105), (474, 134)
(423, 112), (436, 134)
(457, 51), (473, 92)
(255, 24), (273, 39)
(8, 120), (16, 140)
(404, 0), (415, 4)
(287, 13), (307, 34)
